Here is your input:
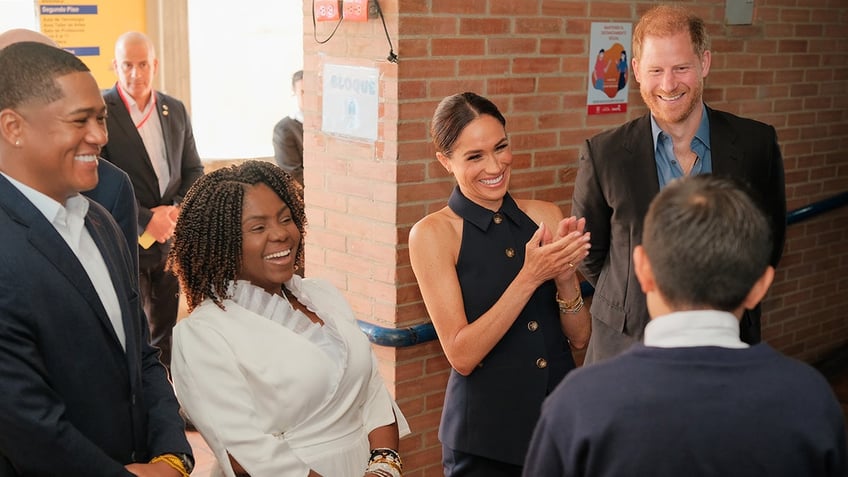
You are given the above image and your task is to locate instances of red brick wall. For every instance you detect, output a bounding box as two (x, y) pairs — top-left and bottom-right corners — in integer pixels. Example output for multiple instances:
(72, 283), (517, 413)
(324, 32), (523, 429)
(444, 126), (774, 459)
(304, 1), (848, 474)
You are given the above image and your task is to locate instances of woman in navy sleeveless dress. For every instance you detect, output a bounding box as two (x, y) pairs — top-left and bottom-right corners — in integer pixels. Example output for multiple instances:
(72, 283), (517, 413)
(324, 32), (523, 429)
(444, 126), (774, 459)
(409, 93), (591, 476)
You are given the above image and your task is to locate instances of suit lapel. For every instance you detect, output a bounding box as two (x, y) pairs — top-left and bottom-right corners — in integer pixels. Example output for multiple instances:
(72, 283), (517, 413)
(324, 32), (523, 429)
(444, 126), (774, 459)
(105, 88), (140, 143)
(156, 91), (176, 197)
(625, 115), (661, 208)
(707, 107), (744, 177)
(29, 219), (114, 338)
(84, 206), (137, 359)
(106, 86), (162, 200)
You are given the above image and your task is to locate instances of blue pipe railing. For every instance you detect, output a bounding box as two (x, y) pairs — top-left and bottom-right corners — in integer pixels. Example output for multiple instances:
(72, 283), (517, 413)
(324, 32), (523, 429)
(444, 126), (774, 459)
(786, 191), (848, 225)
(358, 281), (596, 347)
(359, 191), (848, 347)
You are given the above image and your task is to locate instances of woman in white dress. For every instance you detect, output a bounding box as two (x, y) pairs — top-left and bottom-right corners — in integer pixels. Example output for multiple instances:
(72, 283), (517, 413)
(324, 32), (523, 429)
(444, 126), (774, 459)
(167, 161), (409, 477)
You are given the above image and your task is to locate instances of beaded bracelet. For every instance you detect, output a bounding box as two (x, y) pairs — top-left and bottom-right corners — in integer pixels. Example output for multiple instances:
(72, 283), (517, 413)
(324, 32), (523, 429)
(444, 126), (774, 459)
(367, 448), (402, 477)
(150, 454), (190, 477)
(366, 463), (398, 477)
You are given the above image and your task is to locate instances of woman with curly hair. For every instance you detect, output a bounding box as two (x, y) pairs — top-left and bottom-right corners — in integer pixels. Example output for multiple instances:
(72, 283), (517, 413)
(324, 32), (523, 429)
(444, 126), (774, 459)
(167, 160), (409, 477)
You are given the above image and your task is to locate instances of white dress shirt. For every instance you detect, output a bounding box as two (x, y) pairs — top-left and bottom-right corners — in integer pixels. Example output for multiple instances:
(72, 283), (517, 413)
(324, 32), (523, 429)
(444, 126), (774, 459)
(124, 92), (169, 196)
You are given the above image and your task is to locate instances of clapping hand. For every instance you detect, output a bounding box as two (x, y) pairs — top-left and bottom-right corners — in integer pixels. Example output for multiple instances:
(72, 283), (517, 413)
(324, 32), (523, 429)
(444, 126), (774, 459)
(552, 216), (590, 284)
(523, 217), (590, 287)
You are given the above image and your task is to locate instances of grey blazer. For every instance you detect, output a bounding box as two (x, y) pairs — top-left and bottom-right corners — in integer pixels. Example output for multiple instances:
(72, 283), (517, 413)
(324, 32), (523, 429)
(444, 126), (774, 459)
(573, 106), (786, 355)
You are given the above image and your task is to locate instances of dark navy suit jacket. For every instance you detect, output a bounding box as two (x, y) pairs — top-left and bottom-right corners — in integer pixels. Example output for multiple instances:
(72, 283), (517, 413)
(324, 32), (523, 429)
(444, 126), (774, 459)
(0, 176), (190, 475)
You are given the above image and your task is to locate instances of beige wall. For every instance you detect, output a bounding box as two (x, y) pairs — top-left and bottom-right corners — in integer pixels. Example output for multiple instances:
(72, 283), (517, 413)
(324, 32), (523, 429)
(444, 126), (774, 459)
(146, 0), (191, 112)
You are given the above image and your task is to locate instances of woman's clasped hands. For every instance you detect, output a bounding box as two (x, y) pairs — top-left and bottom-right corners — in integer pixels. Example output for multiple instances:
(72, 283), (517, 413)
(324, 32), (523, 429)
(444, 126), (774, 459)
(523, 216), (590, 286)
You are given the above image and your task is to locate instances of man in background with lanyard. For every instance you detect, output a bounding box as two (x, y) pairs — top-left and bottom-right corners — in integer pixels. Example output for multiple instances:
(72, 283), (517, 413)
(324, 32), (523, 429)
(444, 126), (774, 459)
(102, 31), (204, 374)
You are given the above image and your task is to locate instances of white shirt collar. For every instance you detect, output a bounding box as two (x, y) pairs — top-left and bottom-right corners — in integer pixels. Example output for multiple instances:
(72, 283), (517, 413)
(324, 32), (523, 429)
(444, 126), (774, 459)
(121, 87), (155, 115)
(644, 310), (749, 349)
(0, 172), (88, 224)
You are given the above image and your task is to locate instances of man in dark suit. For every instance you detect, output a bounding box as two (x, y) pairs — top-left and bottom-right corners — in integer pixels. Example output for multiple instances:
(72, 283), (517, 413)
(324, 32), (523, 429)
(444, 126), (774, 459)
(273, 69), (305, 186)
(0, 28), (139, 264)
(573, 5), (786, 364)
(101, 31), (204, 371)
(0, 41), (192, 476)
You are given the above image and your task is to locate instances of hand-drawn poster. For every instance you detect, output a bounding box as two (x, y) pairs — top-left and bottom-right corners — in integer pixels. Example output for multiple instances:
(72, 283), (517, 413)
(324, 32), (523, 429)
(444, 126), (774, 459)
(587, 22), (632, 115)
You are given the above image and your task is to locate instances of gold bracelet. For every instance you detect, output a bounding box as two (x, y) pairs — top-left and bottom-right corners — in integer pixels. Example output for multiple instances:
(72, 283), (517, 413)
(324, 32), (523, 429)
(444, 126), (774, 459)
(559, 295), (585, 314)
(556, 285), (581, 308)
(150, 454), (190, 477)
(556, 285), (584, 314)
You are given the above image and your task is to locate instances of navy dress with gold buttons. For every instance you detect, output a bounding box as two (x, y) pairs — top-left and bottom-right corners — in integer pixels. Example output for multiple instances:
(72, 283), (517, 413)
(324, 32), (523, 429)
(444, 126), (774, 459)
(438, 186), (576, 466)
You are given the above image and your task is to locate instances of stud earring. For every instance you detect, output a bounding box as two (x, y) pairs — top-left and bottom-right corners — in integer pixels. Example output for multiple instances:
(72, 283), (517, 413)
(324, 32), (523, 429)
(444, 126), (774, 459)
(14, 139), (21, 146)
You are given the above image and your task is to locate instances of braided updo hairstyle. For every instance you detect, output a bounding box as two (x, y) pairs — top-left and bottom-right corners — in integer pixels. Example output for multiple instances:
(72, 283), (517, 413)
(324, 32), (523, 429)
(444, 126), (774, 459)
(166, 160), (306, 312)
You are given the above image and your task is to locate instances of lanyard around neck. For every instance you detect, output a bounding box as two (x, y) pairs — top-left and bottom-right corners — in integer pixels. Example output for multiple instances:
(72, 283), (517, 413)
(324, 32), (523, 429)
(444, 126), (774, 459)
(117, 84), (156, 130)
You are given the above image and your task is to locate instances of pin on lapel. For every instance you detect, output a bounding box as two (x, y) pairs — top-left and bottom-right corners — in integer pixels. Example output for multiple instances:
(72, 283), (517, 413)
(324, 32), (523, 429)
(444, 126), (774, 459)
(162, 104), (169, 116)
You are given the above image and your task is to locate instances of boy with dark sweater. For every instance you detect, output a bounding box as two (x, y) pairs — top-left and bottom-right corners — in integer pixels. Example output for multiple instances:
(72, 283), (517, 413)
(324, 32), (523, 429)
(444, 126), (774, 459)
(524, 175), (846, 477)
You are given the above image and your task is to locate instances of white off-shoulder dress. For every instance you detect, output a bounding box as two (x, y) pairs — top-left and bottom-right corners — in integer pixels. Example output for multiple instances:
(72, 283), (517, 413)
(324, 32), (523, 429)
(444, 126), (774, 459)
(172, 276), (410, 477)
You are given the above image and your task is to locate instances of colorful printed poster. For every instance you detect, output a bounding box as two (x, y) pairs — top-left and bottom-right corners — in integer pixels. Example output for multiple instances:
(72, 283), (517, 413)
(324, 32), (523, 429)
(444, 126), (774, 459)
(587, 22), (632, 115)
(38, 0), (145, 89)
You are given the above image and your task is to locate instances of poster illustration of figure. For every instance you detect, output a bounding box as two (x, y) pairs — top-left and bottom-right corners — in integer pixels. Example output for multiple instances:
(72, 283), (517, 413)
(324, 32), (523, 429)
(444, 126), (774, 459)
(592, 49), (612, 91)
(587, 22), (632, 115)
(617, 50), (628, 91)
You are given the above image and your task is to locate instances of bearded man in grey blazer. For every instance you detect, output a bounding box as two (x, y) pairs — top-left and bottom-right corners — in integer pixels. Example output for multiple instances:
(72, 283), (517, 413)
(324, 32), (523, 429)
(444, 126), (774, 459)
(573, 5), (786, 364)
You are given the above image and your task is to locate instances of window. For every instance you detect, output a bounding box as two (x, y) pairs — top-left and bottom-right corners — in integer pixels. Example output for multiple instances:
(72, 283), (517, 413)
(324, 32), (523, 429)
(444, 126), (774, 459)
(187, 0), (303, 160)
(0, 0), (38, 32)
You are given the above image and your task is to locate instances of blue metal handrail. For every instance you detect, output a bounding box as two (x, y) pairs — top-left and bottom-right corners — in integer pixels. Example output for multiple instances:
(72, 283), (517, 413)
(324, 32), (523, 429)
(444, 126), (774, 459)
(357, 320), (439, 348)
(786, 191), (848, 225)
(359, 191), (848, 347)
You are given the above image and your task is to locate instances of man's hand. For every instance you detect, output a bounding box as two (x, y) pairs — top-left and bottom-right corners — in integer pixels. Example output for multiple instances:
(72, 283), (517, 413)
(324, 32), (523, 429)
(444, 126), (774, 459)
(146, 205), (178, 243)
(168, 205), (181, 222)
(125, 461), (182, 477)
